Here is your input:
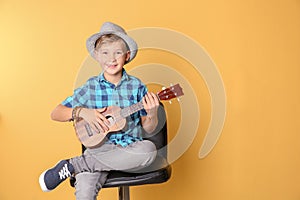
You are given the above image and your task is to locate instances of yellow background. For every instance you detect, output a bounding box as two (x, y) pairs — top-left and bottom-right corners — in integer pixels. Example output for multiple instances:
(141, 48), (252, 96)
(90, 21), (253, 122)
(1, 0), (300, 199)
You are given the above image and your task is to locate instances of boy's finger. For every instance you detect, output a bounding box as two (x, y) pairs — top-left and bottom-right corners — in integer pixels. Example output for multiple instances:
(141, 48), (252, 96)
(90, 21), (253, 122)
(97, 107), (107, 113)
(92, 121), (103, 133)
(95, 110), (110, 125)
(96, 116), (110, 131)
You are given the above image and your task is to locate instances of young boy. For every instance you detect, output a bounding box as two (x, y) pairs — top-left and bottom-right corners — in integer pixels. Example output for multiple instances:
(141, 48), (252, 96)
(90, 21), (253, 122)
(39, 22), (160, 199)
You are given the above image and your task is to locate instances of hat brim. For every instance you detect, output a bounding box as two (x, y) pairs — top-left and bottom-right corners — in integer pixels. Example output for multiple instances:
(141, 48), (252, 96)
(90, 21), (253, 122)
(86, 31), (138, 64)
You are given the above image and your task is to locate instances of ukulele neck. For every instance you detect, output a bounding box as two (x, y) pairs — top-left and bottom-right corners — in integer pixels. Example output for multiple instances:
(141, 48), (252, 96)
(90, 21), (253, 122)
(120, 101), (145, 118)
(119, 83), (183, 118)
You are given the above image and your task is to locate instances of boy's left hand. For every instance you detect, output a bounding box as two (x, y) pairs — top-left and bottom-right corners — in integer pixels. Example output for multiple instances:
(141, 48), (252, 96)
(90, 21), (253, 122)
(142, 92), (160, 117)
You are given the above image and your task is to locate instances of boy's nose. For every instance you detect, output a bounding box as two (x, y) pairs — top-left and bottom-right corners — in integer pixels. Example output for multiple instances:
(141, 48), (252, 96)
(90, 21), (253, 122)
(107, 53), (117, 61)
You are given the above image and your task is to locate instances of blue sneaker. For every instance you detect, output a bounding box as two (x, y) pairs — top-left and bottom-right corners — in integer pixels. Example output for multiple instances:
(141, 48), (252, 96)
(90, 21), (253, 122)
(39, 160), (75, 192)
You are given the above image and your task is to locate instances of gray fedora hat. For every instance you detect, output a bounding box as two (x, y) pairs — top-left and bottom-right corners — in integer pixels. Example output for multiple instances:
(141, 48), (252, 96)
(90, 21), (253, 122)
(86, 22), (138, 63)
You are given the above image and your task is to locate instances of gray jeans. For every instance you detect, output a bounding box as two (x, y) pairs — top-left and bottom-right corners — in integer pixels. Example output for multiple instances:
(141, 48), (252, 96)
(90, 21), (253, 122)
(69, 140), (157, 200)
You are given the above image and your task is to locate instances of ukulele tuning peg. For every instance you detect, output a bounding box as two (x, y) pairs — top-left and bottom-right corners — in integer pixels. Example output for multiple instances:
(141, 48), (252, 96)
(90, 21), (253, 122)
(177, 98), (180, 102)
(162, 86), (166, 90)
(169, 100), (172, 104)
(170, 83), (175, 90)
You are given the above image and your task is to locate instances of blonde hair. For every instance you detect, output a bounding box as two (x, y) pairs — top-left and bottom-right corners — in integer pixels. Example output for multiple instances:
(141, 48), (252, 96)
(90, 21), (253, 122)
(94, 34), (129, 51)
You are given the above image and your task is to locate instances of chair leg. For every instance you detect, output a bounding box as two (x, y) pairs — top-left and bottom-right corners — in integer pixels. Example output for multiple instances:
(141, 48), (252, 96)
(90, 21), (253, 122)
(118, 186), (130, 200)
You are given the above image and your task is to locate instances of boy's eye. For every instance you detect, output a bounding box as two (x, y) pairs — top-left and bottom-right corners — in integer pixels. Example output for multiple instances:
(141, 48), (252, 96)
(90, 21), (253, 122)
(102, 52), (108, 54)
(116, 51), (123, 55)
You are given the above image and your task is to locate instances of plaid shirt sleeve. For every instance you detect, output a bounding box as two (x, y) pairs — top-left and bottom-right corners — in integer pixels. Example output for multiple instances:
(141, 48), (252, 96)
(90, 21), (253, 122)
(61, 77), (95, 108)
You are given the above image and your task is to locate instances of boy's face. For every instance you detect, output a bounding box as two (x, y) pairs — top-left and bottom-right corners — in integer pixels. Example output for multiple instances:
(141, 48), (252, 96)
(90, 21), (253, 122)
(94, 40), (130, 76)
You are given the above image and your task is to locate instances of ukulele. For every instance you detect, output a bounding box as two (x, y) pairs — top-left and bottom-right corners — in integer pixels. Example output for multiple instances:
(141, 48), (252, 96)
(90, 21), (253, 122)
(74, 83), (184, 148)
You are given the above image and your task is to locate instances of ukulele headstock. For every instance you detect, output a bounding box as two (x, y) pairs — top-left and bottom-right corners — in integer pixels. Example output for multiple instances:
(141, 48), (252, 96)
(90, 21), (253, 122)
(157, 83), (184, 102)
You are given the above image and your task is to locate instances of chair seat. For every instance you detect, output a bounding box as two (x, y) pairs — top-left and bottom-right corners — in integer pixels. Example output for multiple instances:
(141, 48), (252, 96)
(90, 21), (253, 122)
(103, 155), (171, 187)
(103, 165), (171, 188)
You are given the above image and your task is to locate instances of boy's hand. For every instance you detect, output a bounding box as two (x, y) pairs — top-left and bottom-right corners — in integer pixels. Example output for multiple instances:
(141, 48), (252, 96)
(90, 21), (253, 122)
(142, 92), (160, 117)
(78, 108), (110, 133)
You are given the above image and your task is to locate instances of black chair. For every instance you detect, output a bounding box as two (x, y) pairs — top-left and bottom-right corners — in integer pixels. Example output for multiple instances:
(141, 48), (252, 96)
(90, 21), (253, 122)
(70, 104), (172, 200)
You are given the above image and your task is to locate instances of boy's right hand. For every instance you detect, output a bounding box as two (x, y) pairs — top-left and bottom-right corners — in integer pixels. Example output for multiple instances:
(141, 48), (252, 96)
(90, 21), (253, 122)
(78, 108), (110, 133)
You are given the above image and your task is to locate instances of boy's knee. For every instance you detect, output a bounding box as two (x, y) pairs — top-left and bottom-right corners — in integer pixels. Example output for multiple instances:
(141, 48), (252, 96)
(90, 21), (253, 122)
(139, 141), (157, 166)
(140, 140), (157, 153)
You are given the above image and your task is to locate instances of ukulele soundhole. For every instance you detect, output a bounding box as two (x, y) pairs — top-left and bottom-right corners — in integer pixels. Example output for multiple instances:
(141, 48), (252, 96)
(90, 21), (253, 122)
(106, 115), (115, 126)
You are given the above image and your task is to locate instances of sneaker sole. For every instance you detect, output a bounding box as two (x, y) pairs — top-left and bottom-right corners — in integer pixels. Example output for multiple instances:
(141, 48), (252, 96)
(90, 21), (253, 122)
(39, 170), (51, 192)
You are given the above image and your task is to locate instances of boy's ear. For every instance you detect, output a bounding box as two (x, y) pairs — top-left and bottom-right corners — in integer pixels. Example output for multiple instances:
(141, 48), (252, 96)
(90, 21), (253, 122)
(94, 49), (98, 56)
(126, 51), (130, 62)
(93, 50), (100, 61)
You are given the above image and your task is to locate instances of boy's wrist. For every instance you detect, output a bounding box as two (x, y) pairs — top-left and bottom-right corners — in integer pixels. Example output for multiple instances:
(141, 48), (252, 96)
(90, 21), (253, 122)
(71, 107), (83, 121)
(146, 114), (158, 123)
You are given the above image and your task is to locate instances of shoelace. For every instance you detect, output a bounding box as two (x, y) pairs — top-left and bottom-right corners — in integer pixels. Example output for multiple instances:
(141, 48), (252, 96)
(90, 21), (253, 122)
(59, 163), (71, 180)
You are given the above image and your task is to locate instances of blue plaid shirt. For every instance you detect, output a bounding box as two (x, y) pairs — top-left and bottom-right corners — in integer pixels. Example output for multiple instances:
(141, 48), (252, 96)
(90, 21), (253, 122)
(62, 69), (148, 147)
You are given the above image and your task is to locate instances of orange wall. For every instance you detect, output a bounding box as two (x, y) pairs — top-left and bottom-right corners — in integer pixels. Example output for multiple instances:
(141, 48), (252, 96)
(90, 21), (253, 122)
(1, 0), (300, 199)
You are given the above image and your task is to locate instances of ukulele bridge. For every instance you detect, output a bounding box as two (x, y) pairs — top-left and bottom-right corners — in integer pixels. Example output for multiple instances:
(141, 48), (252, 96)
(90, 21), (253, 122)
(84, 123), (94, 137)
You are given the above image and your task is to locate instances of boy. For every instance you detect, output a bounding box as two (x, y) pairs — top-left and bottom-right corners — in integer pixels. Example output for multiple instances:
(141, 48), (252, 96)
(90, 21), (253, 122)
(39, 22), (160, 199)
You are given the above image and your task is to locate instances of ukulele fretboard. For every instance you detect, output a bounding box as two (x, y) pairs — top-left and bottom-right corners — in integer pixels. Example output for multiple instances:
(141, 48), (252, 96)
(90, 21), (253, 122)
(120, 102), (144, 118)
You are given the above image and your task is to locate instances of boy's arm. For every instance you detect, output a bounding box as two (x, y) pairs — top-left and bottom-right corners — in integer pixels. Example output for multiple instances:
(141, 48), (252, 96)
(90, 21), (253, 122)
(51, 104), (73, 122)
(51, 104), (110, 133)
(141, 115), (158, 134)
(141, 92), (160, 134)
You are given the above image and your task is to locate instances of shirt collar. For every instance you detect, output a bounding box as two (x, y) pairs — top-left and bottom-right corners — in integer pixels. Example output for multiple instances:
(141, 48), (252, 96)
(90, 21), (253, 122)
(98, 69), (130, 85)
